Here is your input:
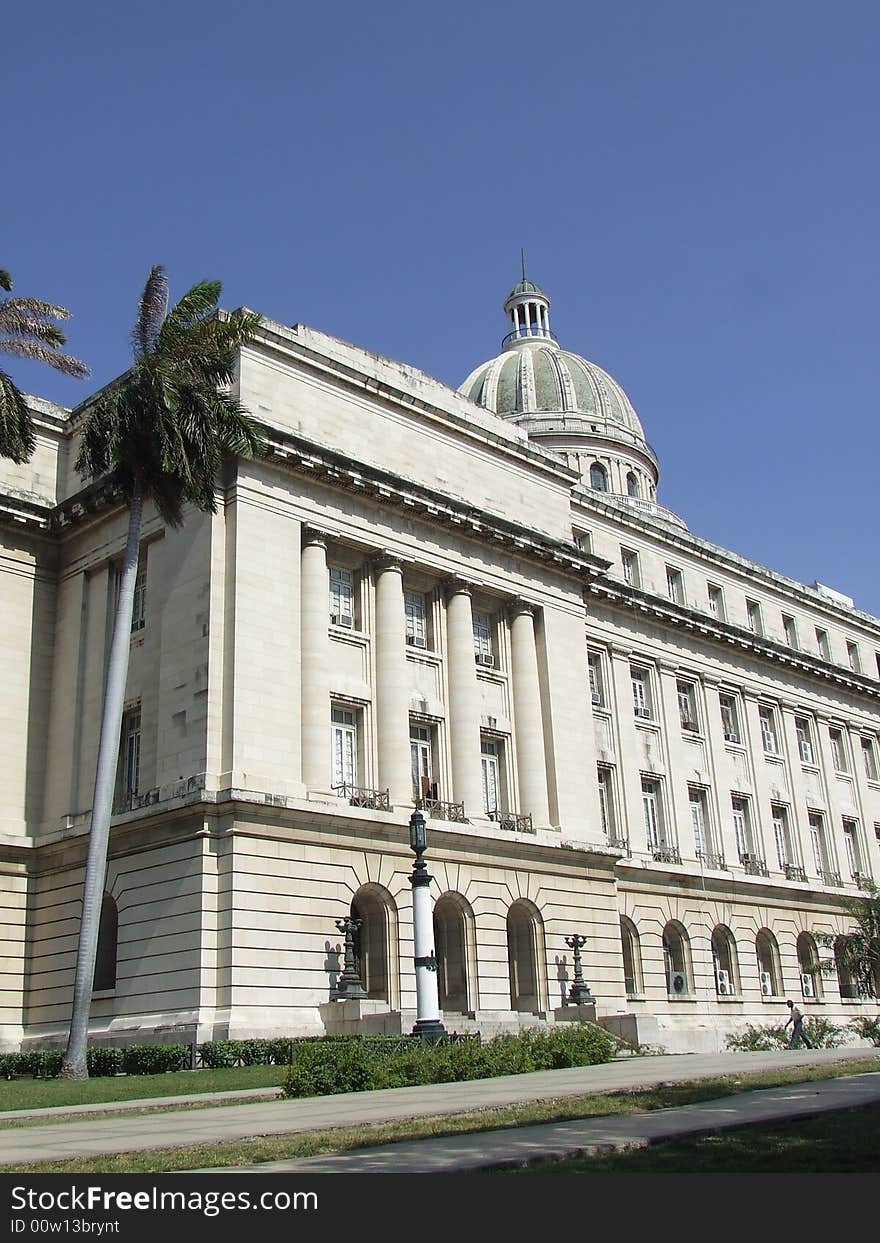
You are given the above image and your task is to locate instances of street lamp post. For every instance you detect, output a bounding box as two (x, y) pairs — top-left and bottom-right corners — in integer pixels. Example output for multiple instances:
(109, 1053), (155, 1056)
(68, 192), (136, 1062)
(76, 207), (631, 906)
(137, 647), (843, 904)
(564, 933), (595, 1006)
(408, 808), (446, 1042)
(334, 916), (367, 1000)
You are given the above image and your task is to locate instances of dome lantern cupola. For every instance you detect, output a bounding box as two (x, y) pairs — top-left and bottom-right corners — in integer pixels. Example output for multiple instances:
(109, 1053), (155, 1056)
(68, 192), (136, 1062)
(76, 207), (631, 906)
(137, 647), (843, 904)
(502, 259), (557, 350)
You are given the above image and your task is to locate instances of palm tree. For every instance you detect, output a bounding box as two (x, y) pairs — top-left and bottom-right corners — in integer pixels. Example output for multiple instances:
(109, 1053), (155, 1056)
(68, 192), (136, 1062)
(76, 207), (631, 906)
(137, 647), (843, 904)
(0, 268), (89, 462)
(61, 266), (265, 1079)
(817, 883), (880, 1000)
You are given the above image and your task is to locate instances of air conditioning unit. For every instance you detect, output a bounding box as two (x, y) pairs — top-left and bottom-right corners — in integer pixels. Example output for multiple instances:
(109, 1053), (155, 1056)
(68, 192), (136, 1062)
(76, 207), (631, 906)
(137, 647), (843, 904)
(330, 613), (353, 628)
(760, 971), (773, 996)
(668, 971), (687, 996)
(406, 635), (427, 648)
(475, 653), (495, 668)
(591, 692), (601, 706)
(634, 706), (651, 719)
(724, 731), (739, 744)
(716, 969), (732, 996)
(801, 972), (815, 998)
(681, 720), (698, 732)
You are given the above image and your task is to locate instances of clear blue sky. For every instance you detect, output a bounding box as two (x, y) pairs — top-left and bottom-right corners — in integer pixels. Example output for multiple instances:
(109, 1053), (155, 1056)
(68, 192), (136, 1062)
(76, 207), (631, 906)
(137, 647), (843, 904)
(7, 2), (879, 614)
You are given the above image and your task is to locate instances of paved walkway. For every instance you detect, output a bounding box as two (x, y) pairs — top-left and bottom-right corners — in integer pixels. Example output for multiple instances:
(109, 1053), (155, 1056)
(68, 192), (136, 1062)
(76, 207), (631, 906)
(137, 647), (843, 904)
(1, 1047), (875, 1168)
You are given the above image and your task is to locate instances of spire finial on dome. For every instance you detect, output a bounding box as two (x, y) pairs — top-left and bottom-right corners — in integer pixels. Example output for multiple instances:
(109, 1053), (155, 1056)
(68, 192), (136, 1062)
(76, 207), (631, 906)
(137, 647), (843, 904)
(521, 247), (527, 283)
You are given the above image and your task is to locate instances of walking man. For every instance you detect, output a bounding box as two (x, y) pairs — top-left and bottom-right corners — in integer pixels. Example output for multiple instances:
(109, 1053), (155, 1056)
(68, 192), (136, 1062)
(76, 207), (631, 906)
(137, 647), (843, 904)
(784, 999), (813, 1049)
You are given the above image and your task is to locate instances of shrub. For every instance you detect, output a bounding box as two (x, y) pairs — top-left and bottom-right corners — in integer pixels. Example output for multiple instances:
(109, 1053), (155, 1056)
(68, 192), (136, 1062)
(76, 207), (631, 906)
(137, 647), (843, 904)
(725, 1023), (788, 1052)
(121, 1044), (188, 1075)
(14, 1050), (64, 1078)
(86, 1046), (124, 1077)
(198, 1040), (238, 1069)
(803, 1017), (846, 1049)
(0, 1053), (19, 1079)
(280, 1024), (615, 1099)
(849, 1015), (880, 1047)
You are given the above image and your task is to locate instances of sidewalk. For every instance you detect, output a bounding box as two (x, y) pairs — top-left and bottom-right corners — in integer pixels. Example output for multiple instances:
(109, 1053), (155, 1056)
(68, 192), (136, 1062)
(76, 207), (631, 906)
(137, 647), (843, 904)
(1, 1046), (874, 1168)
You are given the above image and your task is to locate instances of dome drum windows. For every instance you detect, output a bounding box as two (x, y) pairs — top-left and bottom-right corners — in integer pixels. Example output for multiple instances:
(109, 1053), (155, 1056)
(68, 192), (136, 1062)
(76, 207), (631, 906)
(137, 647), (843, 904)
(589, 462), (609, 492)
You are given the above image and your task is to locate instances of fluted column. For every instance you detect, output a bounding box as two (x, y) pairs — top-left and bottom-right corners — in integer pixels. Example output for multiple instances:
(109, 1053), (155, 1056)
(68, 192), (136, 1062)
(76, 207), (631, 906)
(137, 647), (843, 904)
(509, 603), (550, 826)
(374, 557), (412, 807)
(445, 581), (485, 817)
(301, 531), (331, 792)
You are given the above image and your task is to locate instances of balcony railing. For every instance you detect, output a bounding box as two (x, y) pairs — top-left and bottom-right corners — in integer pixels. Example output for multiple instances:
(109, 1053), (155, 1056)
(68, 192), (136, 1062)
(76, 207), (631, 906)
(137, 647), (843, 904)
(501, 325), (559, 350)
(783, 864), (808, 882)
(852, 871), (874, 891)
(740, 854), (769, 877)
(112, 787), (160, 815)
(697, 851), (726, 871)
(608, 835), (631, 857)
(819, 869), (843, 888)
(417, 797), (467, 823)
(652, 845), (682, 865)
(333, 783), (392, 811)
(489, 810), (535, 835)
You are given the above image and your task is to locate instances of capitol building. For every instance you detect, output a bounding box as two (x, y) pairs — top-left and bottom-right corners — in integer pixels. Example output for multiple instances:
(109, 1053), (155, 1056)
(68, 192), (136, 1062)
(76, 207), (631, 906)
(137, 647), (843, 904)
(2, 275), (879, 1054)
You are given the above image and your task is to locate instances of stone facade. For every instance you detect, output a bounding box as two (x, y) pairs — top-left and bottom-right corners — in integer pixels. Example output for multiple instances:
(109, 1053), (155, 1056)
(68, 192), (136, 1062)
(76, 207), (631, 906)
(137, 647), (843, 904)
(1, 283), (879, 1055)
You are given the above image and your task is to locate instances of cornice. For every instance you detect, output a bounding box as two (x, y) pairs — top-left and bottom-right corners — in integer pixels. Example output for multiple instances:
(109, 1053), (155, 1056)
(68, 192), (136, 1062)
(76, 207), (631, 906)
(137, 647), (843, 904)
(589, 579), (880, 703)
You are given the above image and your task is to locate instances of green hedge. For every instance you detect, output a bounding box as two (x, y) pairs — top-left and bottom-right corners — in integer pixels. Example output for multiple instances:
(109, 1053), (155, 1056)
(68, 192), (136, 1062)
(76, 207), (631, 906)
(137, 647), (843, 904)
(849, 1015), (880, 1046)
(725, 1018), (847, 1052)
(281, 1024), (616, 1098)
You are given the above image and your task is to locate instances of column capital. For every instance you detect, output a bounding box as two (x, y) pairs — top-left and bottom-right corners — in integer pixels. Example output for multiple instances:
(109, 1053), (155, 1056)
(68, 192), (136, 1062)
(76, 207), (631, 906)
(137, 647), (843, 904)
(302, 526), (329, 550)
(507, 598), (536, 622)
(370, 551), (408, 577)
(443, 576), (476, 602)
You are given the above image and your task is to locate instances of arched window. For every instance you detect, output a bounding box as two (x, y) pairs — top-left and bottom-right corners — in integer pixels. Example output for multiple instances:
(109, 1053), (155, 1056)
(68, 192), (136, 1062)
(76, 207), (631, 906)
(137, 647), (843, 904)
(94, 893), (118, 992)
(507, 900), (546, 1013)
(797, 932), (822, 999)
(589, 462), (608, 492)
(834, 935), (859, 1000)
(663, 920), (691, 995)
(756, 929), (782, 996)
(351, 884), (399, 1006)
(626, 471), (640, 498)
(620, 916), (642, 996)
(434, 892), (477, 1014)
(711, 925), (739, 996)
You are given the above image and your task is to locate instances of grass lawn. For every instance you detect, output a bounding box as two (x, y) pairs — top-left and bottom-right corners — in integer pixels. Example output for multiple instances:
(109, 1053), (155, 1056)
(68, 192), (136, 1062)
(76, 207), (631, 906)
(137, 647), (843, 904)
(518, 1102), (880, 1173)
(2, 1056), (877, 1175)
(0, 1063), (284, 1112)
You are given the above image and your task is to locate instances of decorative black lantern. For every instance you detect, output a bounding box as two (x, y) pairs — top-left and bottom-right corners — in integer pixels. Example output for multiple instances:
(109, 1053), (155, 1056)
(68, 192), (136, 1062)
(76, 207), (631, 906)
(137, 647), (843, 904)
(334, 915), (367, 1000)
(409, 807), (427, 854)
(564, 933), (595, 1006)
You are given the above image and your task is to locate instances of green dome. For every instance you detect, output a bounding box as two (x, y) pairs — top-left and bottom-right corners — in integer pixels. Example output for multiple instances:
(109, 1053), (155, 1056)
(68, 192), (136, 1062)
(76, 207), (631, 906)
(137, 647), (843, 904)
(506, 278), (546, 301)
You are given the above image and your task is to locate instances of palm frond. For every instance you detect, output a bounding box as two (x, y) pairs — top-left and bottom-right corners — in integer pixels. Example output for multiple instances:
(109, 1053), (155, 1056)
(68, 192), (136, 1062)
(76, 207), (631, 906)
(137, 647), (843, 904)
(133, 266), (168, 359)
(0, 369), (36, 463)
(0, 337), (89, 376)
(0, 270), (12, 292)
(0, 296), (72, 323)
(0, 309), (68, 347)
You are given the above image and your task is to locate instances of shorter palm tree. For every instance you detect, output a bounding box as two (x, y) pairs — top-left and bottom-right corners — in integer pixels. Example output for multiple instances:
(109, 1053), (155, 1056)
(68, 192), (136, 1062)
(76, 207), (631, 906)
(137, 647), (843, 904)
(0, 268), (89, 462)
(61, 266), (265, 1079)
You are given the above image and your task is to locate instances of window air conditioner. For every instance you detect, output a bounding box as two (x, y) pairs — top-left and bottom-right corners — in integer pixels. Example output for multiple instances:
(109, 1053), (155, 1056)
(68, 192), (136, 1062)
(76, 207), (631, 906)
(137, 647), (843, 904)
(668, 971), (687, 996)
(634, 706), (651, 719)
(801, 973), (815, 998)
(331, 613), (353, 628)
(591, 692), (602, 705)
(724, 732), (739, 743)
(475, 653), (495, 668)
(681, 720), (699, 732)
(406, 635), (427, 648)
(759, 971), (773, 996)
(716, 969), (732, 996)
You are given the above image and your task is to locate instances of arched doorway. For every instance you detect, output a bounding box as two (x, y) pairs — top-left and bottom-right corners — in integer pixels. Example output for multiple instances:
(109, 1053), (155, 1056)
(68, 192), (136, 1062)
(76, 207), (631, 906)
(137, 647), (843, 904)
(711, 924), (740, 996)
(663, 920), (691, 995)
(797, 932), (822, 1000)
(756, 928), (782, 996)
(620, 916), (642, 996)
(350, 884), (398, 1005)
(507, 900), (545, 1013)
(94, 893), (118, 991)
(433, 892), (475, 1014)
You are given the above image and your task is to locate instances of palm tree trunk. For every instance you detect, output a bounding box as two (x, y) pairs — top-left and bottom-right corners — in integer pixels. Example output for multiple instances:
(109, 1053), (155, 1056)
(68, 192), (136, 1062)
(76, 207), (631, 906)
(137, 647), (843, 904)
(61, 486), (144, 1079)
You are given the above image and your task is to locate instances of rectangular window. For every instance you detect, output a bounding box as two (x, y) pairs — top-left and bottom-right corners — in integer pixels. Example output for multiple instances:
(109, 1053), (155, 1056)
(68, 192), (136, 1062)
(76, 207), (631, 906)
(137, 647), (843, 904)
(631, 667), (652, 720)
(574, 530), (592, 553)
(597, 765), (615, 836)
(772, 805), (791, 868)
(719, 693), (741, 744)
(473, 612), (494, 667)
(829, 727), (849, 774)
(621, 547), (640, 587)
(862, 737), (879, 782)
(641, 778), (663, 849)
(782, 614), (798, 649)
(815, 628), (831, 661)
(666, 566), (684, 606)
(847, 640), (861, 672)
(731, 795), (752, 858)
(689, 787), (710, 857)
(795, 716), (815, 766)
(131, 564), (147, 632)
(588, 650), (605, 708)
(404, 591), (428, 648)
(746, 600), (763, 636)
(331, 706), (358, 789)
(329, 566), (355, 627)
(808, 812), (828, 874)
(480, 738), (501, 814)
(759, 706), (779, 755)
(677, 680), (699, 732)
(115, 706), (141, 811)
(842, 818), (862, 878)
(707, 584), (725, 620)
(410, 724), (435, 802)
